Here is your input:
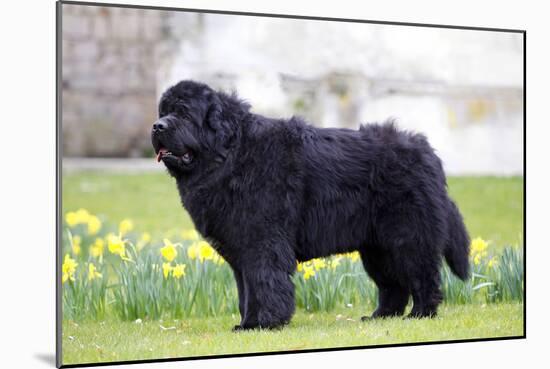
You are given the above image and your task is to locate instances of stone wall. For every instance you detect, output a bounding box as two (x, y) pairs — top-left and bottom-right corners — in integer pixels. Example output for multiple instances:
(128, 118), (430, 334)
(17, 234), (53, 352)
(61, 4), (199, 157)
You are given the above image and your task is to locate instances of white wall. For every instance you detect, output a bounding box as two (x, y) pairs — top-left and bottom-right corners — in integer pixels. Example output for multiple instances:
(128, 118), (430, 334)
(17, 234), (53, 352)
(161, 15), (523, 175)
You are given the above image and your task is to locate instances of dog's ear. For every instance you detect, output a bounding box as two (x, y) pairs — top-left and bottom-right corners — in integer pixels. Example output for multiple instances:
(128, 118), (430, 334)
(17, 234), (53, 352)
(204, 93), (237, 163)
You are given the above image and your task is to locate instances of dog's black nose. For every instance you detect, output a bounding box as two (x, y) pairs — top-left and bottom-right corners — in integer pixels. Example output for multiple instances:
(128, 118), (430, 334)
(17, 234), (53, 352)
(152, 120), (168, 132)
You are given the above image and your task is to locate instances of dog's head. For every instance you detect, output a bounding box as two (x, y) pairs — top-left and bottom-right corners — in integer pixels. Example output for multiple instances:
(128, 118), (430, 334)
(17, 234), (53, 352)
(151, 80), (248, 182)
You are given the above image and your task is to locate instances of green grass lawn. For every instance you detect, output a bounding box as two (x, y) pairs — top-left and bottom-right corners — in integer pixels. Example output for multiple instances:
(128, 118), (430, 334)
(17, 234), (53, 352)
(63, 173), (524, 247)
(63, 172), (190, 239)
(62, 303), (523, 365)
(61, 172), (524, 365)
(447, 177), (523, 247)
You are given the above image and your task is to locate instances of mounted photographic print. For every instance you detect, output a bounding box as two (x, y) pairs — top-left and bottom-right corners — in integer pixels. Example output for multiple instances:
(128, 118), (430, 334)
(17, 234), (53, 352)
(56, 1), (525, 367)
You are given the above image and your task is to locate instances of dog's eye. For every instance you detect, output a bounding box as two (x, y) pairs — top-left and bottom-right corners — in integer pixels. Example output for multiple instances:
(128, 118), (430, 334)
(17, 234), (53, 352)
(182, 151), (193, 164)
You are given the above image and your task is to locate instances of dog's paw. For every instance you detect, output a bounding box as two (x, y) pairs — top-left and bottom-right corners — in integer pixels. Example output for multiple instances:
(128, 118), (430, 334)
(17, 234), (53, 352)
(232, 324), (259, 332)
(233, 321), (288, 332)
(405, 310), (437, 319)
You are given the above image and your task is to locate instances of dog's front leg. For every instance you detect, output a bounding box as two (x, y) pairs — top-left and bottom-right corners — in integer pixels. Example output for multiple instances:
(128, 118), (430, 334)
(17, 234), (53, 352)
(231, 268), (249, 330)
(233, 249), (295, 331)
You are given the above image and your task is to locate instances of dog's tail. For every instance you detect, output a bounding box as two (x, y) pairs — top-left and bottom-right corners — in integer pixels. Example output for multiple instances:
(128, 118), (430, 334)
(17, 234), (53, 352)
(444, 200), (470, 280)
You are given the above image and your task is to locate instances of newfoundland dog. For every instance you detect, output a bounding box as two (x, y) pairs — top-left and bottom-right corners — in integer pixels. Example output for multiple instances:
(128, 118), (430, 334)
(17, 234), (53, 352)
(151, 80), (470, 330)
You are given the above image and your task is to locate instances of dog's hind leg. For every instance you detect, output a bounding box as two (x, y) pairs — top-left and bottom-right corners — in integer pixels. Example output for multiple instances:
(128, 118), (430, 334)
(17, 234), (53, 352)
(360, 248), (410, 320)
(385, 238), (443, 318)
(406, 262), (443, 318)
(369, 202), (445, 318)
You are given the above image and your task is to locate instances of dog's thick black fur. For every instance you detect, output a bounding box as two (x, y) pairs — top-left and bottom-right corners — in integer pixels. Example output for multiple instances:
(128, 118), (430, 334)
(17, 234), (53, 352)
(151, 80), (470, 330)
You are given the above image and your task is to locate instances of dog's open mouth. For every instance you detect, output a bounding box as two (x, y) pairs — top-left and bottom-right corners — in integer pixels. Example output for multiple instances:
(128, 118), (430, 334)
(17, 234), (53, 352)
(156, 147), (173, 163)
(155, 146), (193, 165)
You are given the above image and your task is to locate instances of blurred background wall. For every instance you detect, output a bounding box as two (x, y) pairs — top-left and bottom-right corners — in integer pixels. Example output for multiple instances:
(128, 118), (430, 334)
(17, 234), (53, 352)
(62, 5), (523, 175)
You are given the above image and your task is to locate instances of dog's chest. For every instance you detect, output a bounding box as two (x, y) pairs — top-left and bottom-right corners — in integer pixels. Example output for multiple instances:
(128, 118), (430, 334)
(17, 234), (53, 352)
(181, 187), (237, 240)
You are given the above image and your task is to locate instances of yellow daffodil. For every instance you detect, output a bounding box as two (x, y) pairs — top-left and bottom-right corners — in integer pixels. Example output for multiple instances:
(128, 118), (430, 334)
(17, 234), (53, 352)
(187, 242), (199, 260)
(88, 263), (103, 281)
(187, 241), (217, 263)
(75, 208), (90, 222)
(160, 239), (178, 262)
(62, 254), (78, 283)
(107, 234), (126, 257)
(312, 258), (326, 270)
(65, 209), (96, 227)
(181, 229), (200, 241)
(303, 264), (315, 280)
(162, 262), (173, 279)
(330, 256), (342, 270)
(471, 237), (488, 256)
(346, 251), (360, 262)
(141, 232), (151, 243)
(213, 252), (225, 265)
(90, 238), (105, 258)
(65, 211), (78, 227)
(71, 235), (82, 256)
(470, 237), (489, 265)
(87, 215), (101, 235)
(172, 263), (186, 279)
(298, 260), (313, 272)
(473, 253), (482, 265)
(198, 241), (215, 262)
(297, 261), (303, 272)
(488, 258), (498, 268)
(119, 219), (134, 236)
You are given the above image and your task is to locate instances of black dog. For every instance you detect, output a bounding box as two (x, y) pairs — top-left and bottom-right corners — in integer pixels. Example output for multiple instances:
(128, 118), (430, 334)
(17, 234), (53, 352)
(151, 80), (470, 330)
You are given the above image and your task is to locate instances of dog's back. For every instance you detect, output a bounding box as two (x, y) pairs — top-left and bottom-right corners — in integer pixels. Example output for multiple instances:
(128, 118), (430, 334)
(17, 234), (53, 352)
(296, 122), (468, 272)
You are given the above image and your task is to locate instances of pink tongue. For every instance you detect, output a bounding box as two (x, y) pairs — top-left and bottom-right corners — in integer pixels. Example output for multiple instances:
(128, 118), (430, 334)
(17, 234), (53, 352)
(156, 148), (167, 163)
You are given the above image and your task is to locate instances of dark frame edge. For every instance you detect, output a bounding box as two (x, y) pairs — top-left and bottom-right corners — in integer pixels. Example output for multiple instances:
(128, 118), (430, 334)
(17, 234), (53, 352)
(522, 30), (526, 339)
(58, 0), (526, 33)
(56, 0), (63, 368)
